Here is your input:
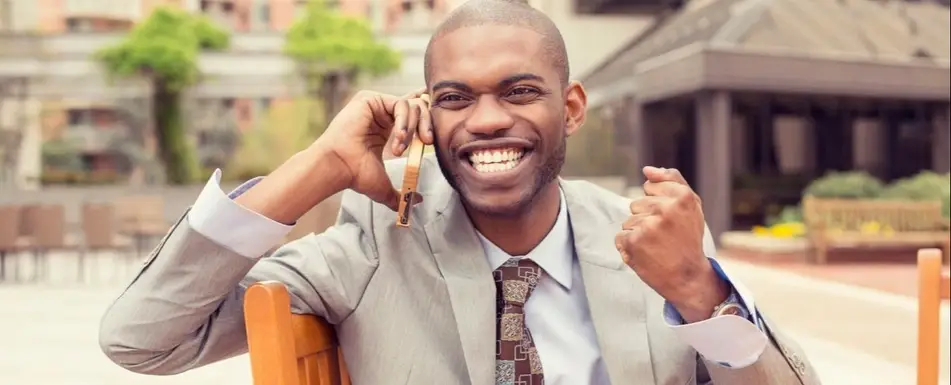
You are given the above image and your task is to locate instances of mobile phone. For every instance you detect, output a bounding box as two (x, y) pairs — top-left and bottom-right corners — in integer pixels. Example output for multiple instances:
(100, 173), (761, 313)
(396, 134), (426, 227)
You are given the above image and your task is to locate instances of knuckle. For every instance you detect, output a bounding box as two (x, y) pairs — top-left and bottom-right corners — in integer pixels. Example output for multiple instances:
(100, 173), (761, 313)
(614, 232), (627, 249)
(676, 190), (693, 204)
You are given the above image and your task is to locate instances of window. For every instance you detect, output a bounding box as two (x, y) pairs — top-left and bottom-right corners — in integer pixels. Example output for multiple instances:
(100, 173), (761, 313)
(389, 0), (439, 32)
(201, 0), (238, 29)
(67, 110), (85, 126)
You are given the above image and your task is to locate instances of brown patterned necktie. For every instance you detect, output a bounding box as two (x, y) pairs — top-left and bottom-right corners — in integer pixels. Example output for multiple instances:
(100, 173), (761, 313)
(493, 257), (545, 385)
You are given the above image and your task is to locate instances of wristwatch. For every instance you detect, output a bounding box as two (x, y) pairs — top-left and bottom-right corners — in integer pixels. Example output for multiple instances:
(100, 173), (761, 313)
(711, 288), (750, 319)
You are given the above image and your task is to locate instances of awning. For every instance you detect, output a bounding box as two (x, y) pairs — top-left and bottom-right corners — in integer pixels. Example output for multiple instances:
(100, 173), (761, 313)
(582, 0), (951, 106)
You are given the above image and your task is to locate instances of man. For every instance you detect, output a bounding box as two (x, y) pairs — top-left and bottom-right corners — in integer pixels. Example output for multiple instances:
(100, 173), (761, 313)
(99, 0), (820, 384)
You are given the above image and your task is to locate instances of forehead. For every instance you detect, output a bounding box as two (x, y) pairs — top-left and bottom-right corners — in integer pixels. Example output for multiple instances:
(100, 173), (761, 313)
(428, 25), (555, 87)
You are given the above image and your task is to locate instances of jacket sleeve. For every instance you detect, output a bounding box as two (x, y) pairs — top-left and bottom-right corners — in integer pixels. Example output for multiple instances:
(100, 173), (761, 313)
(98, 173), (379, 375)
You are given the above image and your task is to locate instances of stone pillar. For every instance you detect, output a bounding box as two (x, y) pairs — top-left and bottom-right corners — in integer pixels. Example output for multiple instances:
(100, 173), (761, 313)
(369, 0), (387, 32)
(695, 91), (733, 242)
(16, 99), (42, 190)
(933, 105), (950, 174)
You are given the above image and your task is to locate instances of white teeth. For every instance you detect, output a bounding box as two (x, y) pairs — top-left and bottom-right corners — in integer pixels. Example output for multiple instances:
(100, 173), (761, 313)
(468, 148), (524, 173)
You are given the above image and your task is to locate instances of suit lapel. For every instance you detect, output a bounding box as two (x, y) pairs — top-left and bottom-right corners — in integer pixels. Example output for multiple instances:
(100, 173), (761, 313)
(423, 189), (496, 385)
(562, 180), (657, 384)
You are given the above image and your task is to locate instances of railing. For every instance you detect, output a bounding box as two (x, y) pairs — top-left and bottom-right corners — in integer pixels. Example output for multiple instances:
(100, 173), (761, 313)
(61, 125), (121, 153)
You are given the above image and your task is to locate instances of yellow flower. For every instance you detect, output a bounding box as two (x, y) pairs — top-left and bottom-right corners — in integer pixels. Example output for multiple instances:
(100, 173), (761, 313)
(860, 221), (881, 234)
(881, 224), (895, 237)
(752, 226), (769, 236)
(769, 222), (806, 238)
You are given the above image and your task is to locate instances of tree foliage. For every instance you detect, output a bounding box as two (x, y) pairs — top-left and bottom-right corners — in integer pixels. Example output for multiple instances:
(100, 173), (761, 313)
(96, 7), (229, 91)
(95, 6), (230, 184)
(284, 0), (401, 131)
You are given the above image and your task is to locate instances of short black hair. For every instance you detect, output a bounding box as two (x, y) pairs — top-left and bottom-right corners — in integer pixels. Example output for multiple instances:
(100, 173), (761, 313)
(424, 0), (570, 86)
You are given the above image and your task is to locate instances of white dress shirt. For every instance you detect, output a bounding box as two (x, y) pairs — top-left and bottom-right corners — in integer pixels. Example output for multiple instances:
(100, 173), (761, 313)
(189, 170), (769, 383)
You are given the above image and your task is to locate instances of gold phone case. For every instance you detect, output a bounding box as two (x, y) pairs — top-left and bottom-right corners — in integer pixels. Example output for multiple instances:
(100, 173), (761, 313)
(396, 134), (426, 227)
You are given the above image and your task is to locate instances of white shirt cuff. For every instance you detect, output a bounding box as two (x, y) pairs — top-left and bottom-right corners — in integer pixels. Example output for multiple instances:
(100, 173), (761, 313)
(662, 257), (768, 368)
(187, 169), (293, 259)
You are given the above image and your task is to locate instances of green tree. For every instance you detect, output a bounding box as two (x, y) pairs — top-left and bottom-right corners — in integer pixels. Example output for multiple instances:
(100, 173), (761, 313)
(284, 0), (401, 134)
(95, 6), (230, 184)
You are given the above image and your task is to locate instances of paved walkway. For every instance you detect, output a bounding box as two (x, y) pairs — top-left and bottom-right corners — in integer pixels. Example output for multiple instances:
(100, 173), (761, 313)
(1, 252), (948, 385)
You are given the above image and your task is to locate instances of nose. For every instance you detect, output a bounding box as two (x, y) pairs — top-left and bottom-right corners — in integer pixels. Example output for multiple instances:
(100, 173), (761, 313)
(464, 95), (515, 136)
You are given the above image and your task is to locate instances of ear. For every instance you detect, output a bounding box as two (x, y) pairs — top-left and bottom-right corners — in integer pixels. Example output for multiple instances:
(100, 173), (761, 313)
(563, 81), (587, 137)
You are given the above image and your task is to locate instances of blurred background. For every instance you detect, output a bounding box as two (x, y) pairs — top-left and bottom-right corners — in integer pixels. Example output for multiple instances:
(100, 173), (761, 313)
(0, 0), (949, 384)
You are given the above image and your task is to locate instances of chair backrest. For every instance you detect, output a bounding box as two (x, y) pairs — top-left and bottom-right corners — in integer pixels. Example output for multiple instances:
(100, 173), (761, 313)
(0, 205), (20, 249)
(19, 204), (39, 237)
(116, 195), (165, 234)
(244, 281), (351, 385)
(29, 204), (66, 248)
(917, 248), (950, 385)
(82, 202), (116, 249)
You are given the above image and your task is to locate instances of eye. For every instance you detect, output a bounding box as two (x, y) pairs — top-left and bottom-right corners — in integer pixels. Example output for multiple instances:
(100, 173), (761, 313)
(434, 93), (469, 109)
(508, 87), (537, 96)
(438, 94), (463, 102)
(505, 86), (541, 102)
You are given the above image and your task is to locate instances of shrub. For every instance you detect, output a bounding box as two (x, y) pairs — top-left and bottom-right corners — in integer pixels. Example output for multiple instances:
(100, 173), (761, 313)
(803, 171), (884, 199)
(766, 205), (803, 226)
(879, 171), (950, 201)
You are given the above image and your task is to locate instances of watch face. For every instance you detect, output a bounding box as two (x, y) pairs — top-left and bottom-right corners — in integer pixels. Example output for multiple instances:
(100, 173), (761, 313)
(717, 304), (745, 317)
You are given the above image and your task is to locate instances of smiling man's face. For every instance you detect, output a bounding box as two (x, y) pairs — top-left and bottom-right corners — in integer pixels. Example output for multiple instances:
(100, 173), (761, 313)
(427, 24), (585, 217)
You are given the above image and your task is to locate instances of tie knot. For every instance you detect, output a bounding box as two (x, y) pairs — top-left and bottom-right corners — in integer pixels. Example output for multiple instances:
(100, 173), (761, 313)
(494, 258), (542, 308)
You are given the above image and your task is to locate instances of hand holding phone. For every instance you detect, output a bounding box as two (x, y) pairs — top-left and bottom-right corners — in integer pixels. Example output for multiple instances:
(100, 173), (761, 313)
(302, 88), (434, 214)
(396, 93), (430, 228)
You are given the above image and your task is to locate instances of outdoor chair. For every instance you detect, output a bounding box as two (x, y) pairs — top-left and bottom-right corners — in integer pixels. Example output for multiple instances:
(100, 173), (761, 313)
(0, 205), (33, 283)
(116, 195), (168, 260)
(21, 204), (76, 282)
(80, 202), (135, 282)
(244, 281), (351, 385)
(917, 248), (950, 385)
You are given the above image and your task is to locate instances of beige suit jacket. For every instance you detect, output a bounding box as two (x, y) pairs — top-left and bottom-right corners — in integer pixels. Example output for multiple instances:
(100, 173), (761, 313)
(99, 155), (821, 385)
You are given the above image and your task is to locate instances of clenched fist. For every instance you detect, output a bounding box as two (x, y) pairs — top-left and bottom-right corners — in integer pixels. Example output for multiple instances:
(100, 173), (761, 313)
(615, 166), (729, 323)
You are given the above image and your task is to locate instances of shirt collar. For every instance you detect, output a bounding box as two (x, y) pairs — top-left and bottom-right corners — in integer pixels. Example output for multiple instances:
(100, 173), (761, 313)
(476, 189), (574, 289)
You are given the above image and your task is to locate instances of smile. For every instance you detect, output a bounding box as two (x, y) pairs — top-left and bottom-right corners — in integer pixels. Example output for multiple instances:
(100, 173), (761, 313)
(467, 148), (525, 173)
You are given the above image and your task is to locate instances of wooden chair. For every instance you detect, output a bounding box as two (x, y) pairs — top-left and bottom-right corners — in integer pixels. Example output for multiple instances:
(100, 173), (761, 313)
(244, 281), (351, 385)
(80, 202), (135, 282)
(23, 204), (74, 282)
(0, 204), (34, 283)
(917, 248), (950, 385)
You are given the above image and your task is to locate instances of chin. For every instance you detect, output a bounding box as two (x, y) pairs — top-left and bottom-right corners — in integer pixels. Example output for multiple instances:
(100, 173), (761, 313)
(458, 188), (536, 218)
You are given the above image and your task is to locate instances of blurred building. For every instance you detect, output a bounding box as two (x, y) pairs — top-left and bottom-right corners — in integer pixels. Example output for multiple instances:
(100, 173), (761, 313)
(582, 0), (951, 239)
(0, 0), (659, 187)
